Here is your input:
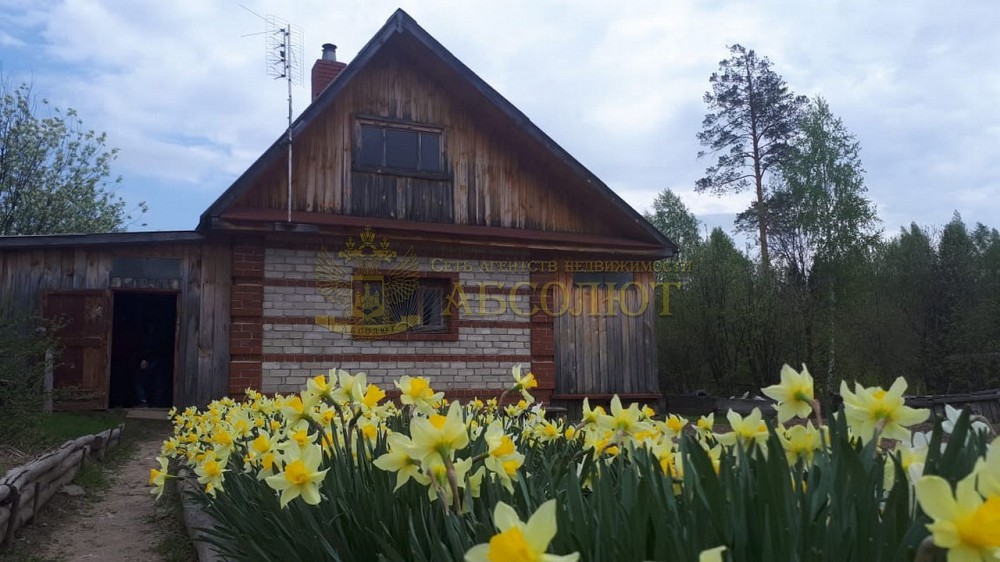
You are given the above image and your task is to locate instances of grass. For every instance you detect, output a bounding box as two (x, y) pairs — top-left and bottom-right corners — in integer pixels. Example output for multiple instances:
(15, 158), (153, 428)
(34, 410), (126, 444)
(1, 411), (125, 477)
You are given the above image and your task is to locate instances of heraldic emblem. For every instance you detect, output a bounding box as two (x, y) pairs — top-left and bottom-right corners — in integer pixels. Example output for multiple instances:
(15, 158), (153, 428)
(315, 227), (420, 338)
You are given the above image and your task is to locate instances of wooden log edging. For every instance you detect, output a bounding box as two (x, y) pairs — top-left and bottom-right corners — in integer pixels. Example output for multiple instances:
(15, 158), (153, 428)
(905, 389), (1000, 423)
(177, 469), (227, 562)
(0, 422), (126, 547)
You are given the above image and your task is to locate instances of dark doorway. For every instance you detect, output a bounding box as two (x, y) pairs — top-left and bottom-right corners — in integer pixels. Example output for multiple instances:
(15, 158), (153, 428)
(109, 292), (177, 408)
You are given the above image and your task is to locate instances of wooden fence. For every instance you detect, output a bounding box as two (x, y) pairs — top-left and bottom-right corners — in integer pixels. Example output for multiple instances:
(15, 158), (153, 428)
(660, 389), (1000, 423)
(0, 424), (125, 547)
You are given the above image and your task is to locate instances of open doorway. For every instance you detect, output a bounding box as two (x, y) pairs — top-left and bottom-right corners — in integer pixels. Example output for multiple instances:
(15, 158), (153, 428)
(109, 292), (177, 408)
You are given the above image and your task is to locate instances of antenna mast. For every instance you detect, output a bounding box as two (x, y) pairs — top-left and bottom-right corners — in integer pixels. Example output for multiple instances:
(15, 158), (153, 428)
(265, 16), (303, 223)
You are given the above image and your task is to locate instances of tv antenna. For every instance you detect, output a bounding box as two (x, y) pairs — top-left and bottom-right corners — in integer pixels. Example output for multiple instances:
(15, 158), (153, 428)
(254, 12), (303, 223)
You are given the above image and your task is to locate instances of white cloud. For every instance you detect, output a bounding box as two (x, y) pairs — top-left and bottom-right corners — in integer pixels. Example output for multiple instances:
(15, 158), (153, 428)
(0, 31), (24, 47)
(0, 0), (997, 233)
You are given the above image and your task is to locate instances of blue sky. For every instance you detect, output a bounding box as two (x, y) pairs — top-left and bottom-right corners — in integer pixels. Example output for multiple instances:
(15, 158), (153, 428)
(1, 0), (998, 242)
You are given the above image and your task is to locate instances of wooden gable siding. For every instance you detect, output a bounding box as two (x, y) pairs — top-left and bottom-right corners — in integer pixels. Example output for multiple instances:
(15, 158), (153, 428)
(234, 50), (621, 237)
(0, 242), (230, 407)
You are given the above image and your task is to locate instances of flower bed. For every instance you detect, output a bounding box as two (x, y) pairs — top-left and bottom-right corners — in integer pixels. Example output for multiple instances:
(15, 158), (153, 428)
(153, 366), (998, 561)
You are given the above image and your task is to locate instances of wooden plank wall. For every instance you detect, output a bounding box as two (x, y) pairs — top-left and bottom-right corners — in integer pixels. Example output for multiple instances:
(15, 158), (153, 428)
(553, 270), (659, 396)
(234, 52), (622, 237)
(349, 171), (453, 222)
(0, 241), (230, 407)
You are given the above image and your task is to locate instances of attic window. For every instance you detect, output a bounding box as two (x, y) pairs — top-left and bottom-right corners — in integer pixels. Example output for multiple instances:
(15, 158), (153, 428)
(356, 119), (443, 175)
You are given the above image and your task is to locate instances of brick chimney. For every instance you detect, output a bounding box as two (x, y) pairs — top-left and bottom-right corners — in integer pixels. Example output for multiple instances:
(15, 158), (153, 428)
(311, 43), (347, 100)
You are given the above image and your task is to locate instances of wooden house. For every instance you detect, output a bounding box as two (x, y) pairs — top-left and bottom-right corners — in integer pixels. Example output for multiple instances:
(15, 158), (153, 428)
(0, 10), (675, 410)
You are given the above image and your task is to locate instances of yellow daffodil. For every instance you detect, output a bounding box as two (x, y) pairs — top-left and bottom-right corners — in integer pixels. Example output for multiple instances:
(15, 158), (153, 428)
(210, 426), (235, 457)
(580, 398), (605, 427)
(409, 401), (470, 463)
(306, 373), (336, 401)
(599, 395), (649, 437)
(332, 369), (366, 405)
(839, 377), (930, 443)
(482, 422), (524, 492)
(464, 500), (579, 562)
(536, 420), (564, 443)
(373, 432), (429, 491)
(761, 364), (815, 423)
(352, 380), (385, 412)
(281, 421), (318, 452)
(279, 394), (316, 425)
(149, 456), (170, 500)
(358, 419), (380, 444)
(715, 408), (769, 456)
(651, 441), (682, 479)
(397, 375), (444, 414)
(265, 444), (329, 507)
(779, 422), (823, 466)
(248, 431), (281, 477)
(505, 399), (530, 418)
(663, 413), (688, 439)
(584, 429), (621, 459)
(160, 437), (179, 456)
(915, 474), (1000, 561)
(511, 364), (538, 403)
(700, 546), (728, 562)
(195, 451), (228, 496)
(695, 413), (715, 439)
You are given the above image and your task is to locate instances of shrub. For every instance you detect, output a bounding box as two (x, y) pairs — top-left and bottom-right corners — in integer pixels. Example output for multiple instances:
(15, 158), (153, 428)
(0, 298), (59, 443)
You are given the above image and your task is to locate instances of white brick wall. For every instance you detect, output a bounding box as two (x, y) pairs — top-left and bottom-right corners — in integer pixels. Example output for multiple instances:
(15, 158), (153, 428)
(261, 360), (530, 394)
(261, 247), (534, 391)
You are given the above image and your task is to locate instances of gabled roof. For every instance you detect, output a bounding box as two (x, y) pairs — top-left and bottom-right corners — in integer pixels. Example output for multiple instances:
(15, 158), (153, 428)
(200, 9), (676, 258)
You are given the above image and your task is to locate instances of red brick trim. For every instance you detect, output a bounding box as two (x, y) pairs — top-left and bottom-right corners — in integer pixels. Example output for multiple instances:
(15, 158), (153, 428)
(260, 353), (533, 364)
(229, 361), (262, 395)
(230, 237), (265, 392)
(232, 239), (265, 281)
(529, 269), (557, 394)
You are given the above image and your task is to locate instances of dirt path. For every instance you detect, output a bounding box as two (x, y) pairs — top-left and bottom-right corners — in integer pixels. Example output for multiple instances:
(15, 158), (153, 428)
(34, 425), (178, 562)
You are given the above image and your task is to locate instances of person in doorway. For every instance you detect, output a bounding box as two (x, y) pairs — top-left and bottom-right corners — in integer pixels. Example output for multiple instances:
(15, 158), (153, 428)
(133, 323), (163, 407)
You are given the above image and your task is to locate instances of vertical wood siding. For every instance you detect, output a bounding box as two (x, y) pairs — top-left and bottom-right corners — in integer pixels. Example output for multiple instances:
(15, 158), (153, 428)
(553, 270), (659, 396)
(0, 242), (230, 408)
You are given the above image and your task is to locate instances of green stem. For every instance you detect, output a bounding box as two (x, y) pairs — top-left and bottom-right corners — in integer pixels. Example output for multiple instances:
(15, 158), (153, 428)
(443, 456), (463, 514)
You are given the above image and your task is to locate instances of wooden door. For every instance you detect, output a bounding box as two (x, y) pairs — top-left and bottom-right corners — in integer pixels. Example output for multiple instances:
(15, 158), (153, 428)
(42, 290), (111, 410)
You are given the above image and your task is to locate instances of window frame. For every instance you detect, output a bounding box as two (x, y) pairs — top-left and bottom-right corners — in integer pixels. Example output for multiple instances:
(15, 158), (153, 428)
(349, 271), (460, 342)
(392, 278), (450, 334)
(353, 116), (446, 179)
